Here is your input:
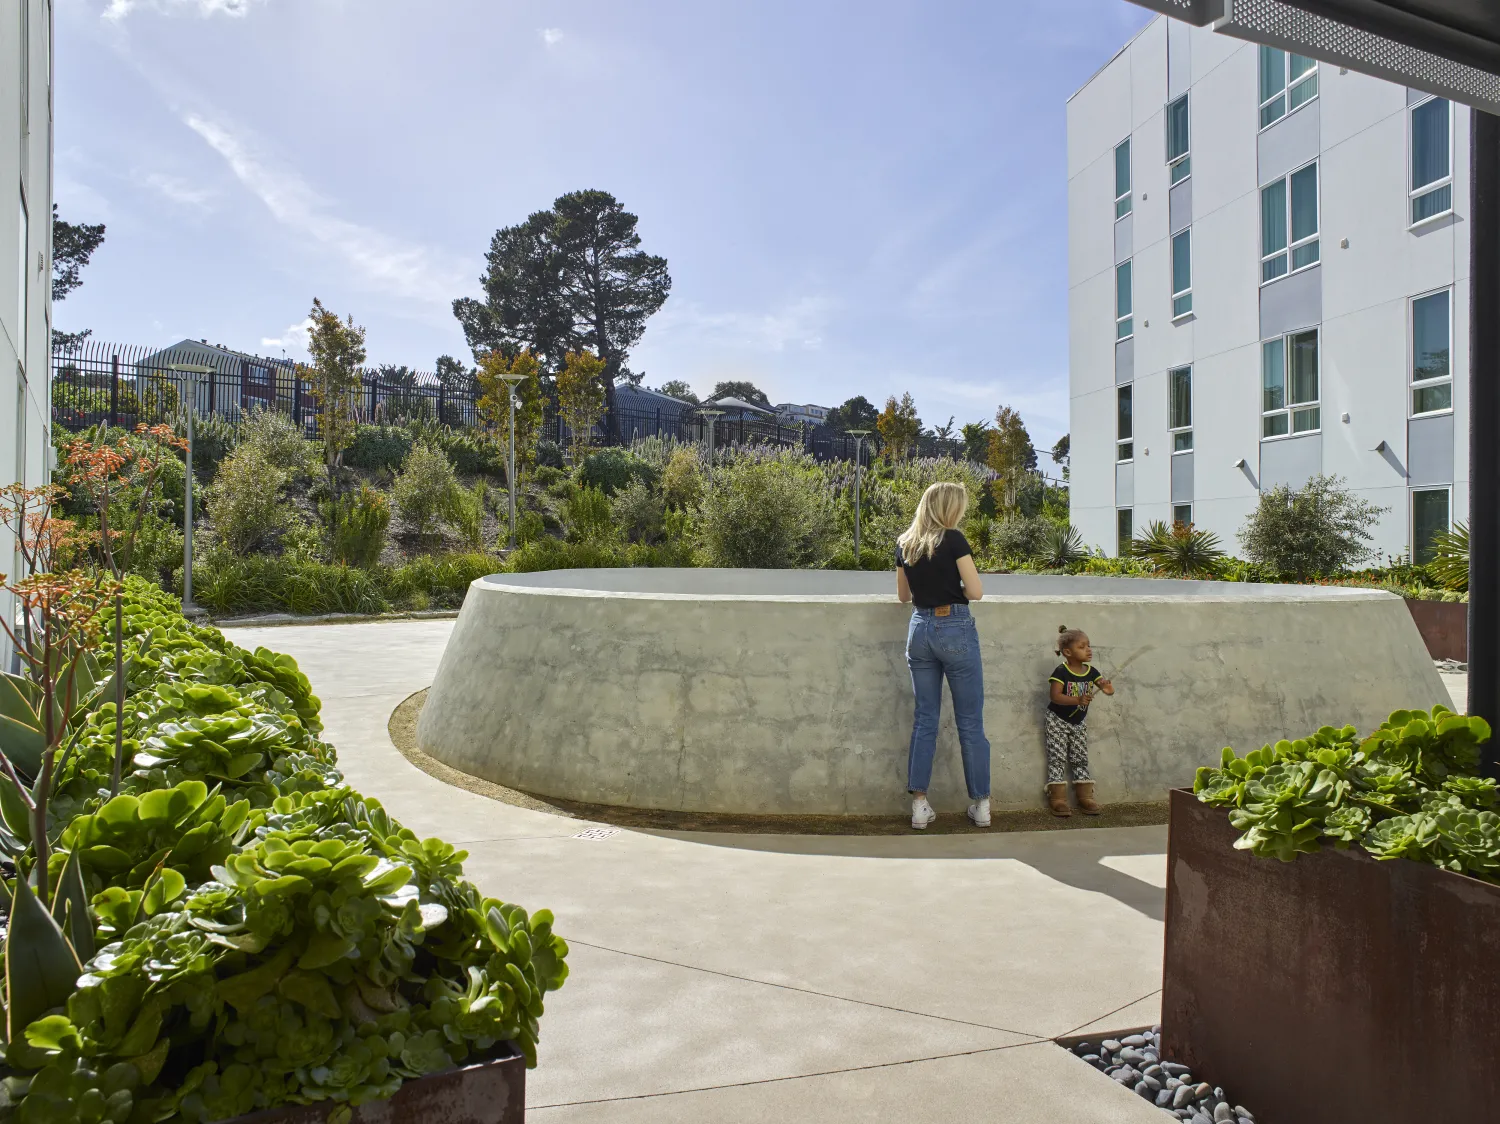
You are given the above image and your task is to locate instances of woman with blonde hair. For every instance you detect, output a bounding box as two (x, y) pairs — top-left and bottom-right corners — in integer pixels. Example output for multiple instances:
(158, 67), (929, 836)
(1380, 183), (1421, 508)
(895, 481), (990, 830)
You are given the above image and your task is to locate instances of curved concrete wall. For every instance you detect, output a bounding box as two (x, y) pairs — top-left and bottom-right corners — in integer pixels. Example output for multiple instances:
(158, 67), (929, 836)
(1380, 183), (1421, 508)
(415, 569), (1447, 816)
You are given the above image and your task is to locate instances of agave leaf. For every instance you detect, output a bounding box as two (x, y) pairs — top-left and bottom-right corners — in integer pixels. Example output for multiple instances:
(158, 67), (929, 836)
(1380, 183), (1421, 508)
(4, 872), (82, 1039)
(0, 770), (32, 846)
(49, 850), (96, 963)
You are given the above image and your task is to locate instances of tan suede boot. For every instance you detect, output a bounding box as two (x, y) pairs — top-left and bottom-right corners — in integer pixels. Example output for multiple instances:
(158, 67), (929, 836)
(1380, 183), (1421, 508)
(1047, 783), (1072, 817)
(1074, 782), (1101, 815)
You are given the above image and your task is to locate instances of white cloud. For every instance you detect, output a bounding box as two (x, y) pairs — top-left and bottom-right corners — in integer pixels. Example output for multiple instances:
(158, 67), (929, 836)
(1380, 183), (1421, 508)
(104, 0), (261, 21)
(539, 27), (564, 46)
(184, 113), (469, 308)
(262, 317), (313, 353)
(655, 295), (833, 354)
(141, 171), (215, 209)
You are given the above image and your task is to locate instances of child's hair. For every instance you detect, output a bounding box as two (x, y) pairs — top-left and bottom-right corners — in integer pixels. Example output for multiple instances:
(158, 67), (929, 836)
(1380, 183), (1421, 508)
(896, 482), (969, 563)
(1056, 625), (1088, 656)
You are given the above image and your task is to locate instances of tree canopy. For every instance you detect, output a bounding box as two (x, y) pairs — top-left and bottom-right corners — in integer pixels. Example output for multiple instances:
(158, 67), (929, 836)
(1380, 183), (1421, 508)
(986, 406), (1037, 513)
(876, 393), (922, 460)
(453, 190), (670, 436)
(825, 396), (879, 433)
(303, 299), (367, 478)
(52, 205), (107, 350)
(709, 381), (770, 408)
(656, 380), (698, 403)
(1051, 433), (1070, 466)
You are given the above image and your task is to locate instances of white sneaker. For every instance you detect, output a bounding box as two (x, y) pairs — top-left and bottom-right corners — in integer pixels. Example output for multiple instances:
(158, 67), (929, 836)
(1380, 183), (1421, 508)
(967, 798), (992, 828)
(911, 796), (936, 830)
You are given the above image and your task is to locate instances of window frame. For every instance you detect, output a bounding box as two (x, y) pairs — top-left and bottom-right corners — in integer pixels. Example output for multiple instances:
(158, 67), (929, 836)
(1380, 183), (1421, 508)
(1409, 95), (1454, 229)
(1172, 503), (1193, 528)
(1411, 487), (1451, 566)
(1117, 508), (1134, 558)
(1166, 94), (1191, 185)
(1117, 383), (1134, 463)
(1116, 259), (1134, 340)
(1114, 137), (1132, 220)
(1168, 365), (1193, 452)
(1261, 328), (1321, 440)
(1260, 160), (1320, 285)
(1258, 45), (1319, 131)
(1410, 286), (1454, 417)
(1171, 229), (1193, 319)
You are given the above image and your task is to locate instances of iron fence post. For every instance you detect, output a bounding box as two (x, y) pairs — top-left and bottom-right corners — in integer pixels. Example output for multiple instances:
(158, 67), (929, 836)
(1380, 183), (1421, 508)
(110, 354), (119, 428)
(1471, 110), (1499, 771)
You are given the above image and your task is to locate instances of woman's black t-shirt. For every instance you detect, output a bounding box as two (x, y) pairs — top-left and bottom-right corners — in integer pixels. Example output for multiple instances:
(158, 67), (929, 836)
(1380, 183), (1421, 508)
(897, 529), (973, 608)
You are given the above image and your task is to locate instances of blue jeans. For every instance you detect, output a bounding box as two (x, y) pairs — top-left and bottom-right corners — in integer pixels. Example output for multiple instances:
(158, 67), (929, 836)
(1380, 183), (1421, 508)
(906, 605), (990, 800)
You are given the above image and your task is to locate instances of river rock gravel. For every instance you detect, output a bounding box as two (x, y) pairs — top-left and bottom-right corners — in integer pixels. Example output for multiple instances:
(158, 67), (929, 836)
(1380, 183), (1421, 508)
(1070, 1027), (1256, 1124)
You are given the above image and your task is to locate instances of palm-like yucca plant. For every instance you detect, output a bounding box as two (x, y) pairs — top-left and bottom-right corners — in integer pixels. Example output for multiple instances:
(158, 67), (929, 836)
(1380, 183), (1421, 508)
(1132, 519), (1226, 578)
(1042, 522), (1086, 569)
(1428, 521), (1469, 592)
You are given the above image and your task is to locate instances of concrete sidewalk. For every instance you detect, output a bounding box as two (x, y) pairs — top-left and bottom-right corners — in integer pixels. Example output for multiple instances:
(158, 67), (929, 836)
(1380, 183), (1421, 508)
(226, 620), (1169, 1122)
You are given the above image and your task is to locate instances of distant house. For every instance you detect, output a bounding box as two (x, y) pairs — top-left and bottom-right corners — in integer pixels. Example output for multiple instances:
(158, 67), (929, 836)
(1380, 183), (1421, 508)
(775, 401), (830, 426)
(612, 383), (698, 438)
(136, 339), (302, 423)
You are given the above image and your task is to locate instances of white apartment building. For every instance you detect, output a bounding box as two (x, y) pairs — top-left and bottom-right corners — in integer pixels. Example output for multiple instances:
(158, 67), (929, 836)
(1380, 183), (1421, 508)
(3, 0), (55, 632)
(775, 402), (830, 426)
(1068, 15), (1469, 563)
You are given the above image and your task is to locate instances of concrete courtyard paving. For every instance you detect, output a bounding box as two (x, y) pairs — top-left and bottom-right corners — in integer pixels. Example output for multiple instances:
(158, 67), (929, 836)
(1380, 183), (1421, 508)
(224, 619), (1181, 1122)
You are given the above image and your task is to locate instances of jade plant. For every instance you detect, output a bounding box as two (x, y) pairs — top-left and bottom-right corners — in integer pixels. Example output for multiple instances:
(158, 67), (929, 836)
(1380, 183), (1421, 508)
(0, 579), (568, 1124)
(1194, 705), (1497, 880)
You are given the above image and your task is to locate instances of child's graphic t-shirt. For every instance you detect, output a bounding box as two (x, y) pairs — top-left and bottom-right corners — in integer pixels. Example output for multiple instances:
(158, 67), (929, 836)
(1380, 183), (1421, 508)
(1049, 663), (1103, 725)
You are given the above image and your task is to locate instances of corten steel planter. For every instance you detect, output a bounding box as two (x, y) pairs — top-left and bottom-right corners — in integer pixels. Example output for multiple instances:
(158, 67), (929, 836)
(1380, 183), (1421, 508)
(1405, 597), (1468, 661)
(1161, 789), (1500, 1124)
(221, 1043), (525, 1124)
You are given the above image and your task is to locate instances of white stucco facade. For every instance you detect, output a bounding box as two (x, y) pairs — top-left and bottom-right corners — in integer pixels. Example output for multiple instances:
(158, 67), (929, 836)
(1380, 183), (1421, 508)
(1068, 16), (1470, 563)
(2, 0), (56, 645)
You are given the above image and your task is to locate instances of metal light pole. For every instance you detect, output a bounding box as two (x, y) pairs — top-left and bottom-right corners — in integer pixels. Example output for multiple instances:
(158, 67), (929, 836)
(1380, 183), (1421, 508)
(167, 364), (213, 611)
(847, 429), (871, 562)
(699, 409), (724, 486)
(499, 372), (526, 550)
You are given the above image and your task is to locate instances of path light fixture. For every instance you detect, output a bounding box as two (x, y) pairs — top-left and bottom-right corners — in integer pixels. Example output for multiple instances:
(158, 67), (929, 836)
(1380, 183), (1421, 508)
(166, 364), (214, 612)
(698, 409), (724, 485)
(846, 429), (873, 562)
(496, 371), (527, 551)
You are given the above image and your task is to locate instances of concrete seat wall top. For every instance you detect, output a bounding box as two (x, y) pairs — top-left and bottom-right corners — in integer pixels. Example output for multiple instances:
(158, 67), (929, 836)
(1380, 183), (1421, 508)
(414, 569), (1447, 816)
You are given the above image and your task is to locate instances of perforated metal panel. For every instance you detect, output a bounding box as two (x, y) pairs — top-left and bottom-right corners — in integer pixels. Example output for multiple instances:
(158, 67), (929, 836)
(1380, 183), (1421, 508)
(1126, 0), (1226, 24)
(1216, 0), (1500, 113)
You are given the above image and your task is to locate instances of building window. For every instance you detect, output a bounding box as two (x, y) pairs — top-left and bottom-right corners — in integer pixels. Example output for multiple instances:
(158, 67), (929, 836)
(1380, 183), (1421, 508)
(1166, 94), (1190, 184)
(16, 191), (28, 369)
(1412, 489), (1450, 566)
(1171, 230), (1192, 317)
(1262, 329), (1320, 438)
(1260, 162), (1319, 283)
(1411, 97), (1453, 225)
(1412, 288), (1452, 415)
(1169, 366), (1193, 451)
(1173, 503), (1193, 527)
(1259, 45), (1318, 128)
(1117, 508), (1134, 557)
(1116, 260), (1133, 339)
(1117, 384), (1133, 462)
(19, 0), (30, 138)
(1115, 138), (1132, 219)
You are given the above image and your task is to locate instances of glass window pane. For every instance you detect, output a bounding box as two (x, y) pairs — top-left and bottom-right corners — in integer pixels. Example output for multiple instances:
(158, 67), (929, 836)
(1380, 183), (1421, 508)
(1260, 95), (1286, 129)
(1413, 290), (1451, 382)
(1413, 383), (1453, 414)
(1116, 261), (1132, 319)
(1289, 330), (1319, 404)
(1170, 366), (1192, 430)
(1117, 441), (1133, 461)
(1116, 194), (1132, 219)
(1291, 239), (1320, 271)
(1167, 96), (1190, 162)
(1261, 180), (1287, 256)
(1116, 139), (1132, 199)
(1263, 413), (1289, 438)
(1118, 385), (1133, 441)
(1174, 293), (1193, 317)
(1412, 184), (1452, 223)
(1118, 509), (1133, 556)
(1290, 164), (1318, 242)
(1259, 45), (1286, 102)
(1413, 490), (1449, 565)
(1173, 504), (1193, 526)
(1172, 231), (1191, 296)
(1292, 406), (1321, 433)
(1170, 156), (1191, 184)
(1173, 431), (1193, 452)
(1117, 316), (1132, 340)
(1412, 98), (1450, 190)
(1262, 338), (1285, 412)
(1263, 254), (1288, 283)
(1289, 71), (1318, 112)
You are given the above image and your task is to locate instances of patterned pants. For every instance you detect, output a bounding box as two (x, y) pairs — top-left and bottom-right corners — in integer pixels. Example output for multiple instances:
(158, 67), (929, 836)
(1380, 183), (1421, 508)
(1045, 712), (1092, 786)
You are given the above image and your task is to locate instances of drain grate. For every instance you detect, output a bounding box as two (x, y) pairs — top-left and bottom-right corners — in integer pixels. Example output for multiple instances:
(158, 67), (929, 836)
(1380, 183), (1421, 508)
(572, 827), (619, 841)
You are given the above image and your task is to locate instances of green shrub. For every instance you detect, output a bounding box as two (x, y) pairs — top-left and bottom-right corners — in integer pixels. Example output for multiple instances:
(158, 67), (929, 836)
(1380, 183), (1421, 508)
(344, 424), (415, 472)
(239, 405), (315, 473)
(562, 486), (616, 543)
(660, 445), (704, 510)
(1131, 520), (1226, 578)
(990, 515), (1055, 564)
(382, 551), (495, 607)
(184, 411), (239, 473)
(578, 448), (658, 496)
(535, 439), (565, 469)
(613, 480), (664, 544)
(446, 480), (489, 551)
(204, 445), (289, 555)
(503, 536), (627, 572)
(532, 465), (565, 487)
(321, 485), (390, 567)
(515, 509), (547, 546)
(1429, 522), (1469, 592)
(1238, 473), (1386, 579)
(700, 454), (836, 568)
(407, 420), (505, 477)
(828, 546), (893, 571)
(1195, 706), (1495, 879)
(392, 442), (459, 541)
(194, 553), (389, 615)
(3, 580), (567, 1124)
(1040, 523), (1086, 569)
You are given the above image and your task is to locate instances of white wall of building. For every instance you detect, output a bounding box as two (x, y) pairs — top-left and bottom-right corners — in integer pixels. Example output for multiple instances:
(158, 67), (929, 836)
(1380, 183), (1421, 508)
(1068, 16), (1469, 562)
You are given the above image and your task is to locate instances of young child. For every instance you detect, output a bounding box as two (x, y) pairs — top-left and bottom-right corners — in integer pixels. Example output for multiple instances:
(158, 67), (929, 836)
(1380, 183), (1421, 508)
(1046, 626), (1114, 817)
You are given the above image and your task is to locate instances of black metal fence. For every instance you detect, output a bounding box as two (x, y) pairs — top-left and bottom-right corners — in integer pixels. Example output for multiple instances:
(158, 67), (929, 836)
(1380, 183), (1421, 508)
(51, 340), (967, 464)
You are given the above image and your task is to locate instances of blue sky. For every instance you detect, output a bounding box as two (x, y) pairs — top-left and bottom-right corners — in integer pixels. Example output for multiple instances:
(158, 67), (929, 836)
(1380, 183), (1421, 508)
(52, 0), (1150, 452)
